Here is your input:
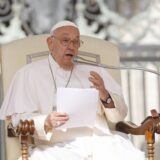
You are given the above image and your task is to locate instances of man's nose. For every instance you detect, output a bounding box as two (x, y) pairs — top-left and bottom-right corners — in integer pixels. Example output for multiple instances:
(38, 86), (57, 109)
(67, 41), (75, 48)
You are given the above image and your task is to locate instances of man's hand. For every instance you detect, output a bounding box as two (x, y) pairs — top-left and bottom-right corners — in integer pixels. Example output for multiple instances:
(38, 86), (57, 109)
(89, 71), (109, 101)
(89, 71), (115, 108)
(44, 112), (69, 132)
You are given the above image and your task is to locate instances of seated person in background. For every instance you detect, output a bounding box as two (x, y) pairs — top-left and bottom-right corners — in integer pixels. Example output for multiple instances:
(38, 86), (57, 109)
(0, 20), (145, 160)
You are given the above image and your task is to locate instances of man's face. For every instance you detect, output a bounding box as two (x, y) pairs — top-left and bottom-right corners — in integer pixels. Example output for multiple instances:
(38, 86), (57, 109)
(47, 26), (80, 70)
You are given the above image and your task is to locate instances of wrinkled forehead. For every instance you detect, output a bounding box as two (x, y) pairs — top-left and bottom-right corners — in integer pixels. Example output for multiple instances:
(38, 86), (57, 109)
(53, 26), (80, 38)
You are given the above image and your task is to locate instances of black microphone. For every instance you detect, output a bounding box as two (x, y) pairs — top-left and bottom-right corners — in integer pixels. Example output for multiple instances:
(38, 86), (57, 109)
(72, 56), (160, 76)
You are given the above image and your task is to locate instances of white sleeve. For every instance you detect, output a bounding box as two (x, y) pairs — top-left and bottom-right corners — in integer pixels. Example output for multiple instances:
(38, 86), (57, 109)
(100, 68), (128, 123)
(102, 91), (128, 123)
(0, 68), (38, 119)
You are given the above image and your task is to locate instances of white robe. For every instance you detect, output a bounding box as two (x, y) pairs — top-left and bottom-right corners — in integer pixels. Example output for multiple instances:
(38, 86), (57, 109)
(0, 55), (145, 160)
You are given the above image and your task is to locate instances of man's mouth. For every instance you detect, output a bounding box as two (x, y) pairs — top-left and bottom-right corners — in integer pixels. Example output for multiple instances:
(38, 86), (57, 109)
(65, 53), (74, 57)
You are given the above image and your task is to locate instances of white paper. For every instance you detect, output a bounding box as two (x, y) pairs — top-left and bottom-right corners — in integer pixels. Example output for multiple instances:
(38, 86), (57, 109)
(56, 88), (98, 129)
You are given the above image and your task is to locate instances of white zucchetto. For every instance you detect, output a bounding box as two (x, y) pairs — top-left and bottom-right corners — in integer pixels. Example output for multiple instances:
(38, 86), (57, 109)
(50, 20), (78, 35)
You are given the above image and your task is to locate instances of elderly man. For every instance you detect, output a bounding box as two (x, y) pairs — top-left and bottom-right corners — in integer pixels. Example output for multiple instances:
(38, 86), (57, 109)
(0, 21), (145, 160)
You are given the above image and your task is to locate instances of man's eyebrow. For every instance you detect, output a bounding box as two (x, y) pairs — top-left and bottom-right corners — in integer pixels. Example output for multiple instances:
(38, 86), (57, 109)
(61, 33), (68, 36)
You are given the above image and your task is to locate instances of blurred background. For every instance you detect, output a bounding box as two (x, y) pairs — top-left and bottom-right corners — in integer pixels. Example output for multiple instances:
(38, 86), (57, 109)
(0, 0), (160, 159)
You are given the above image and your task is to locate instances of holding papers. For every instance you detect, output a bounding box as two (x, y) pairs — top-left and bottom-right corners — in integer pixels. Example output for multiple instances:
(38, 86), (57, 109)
(57, 88), (99, 129)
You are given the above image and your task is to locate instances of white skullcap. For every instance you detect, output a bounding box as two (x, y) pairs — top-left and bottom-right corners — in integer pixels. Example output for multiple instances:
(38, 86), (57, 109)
(50, 20), (78, 35)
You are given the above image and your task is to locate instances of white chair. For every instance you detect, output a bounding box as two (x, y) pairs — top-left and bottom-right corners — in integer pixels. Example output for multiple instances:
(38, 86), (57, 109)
(0, 34), (157, 160)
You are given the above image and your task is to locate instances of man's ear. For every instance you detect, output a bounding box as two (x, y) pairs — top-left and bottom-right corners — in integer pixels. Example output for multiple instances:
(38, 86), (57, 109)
(47, 37), (53, 51)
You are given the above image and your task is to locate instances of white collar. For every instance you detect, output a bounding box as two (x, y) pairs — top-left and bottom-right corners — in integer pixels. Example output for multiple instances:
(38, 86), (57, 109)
(48, 54), (73, 78)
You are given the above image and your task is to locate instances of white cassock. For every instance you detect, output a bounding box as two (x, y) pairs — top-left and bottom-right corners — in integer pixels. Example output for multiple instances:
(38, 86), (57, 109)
(0, 54), (145, 160)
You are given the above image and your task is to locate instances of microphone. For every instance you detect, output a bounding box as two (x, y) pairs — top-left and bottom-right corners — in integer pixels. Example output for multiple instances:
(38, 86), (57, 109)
(72, 56), (160, 76)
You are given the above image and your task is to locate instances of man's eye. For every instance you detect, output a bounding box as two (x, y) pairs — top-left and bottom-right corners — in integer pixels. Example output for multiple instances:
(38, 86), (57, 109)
(62, 39), (70, 43)
(73, 40), (79, 44)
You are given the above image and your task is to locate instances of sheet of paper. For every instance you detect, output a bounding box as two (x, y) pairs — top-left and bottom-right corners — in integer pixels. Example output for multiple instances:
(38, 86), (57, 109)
(56, 88), (98, 129)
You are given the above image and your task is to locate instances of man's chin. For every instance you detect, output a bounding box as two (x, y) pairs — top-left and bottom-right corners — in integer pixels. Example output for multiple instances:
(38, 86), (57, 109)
(62, 61), (74, 70)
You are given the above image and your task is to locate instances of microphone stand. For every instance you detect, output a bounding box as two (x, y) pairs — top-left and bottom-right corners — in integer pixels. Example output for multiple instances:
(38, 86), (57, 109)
(72, 56), (160, 76)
